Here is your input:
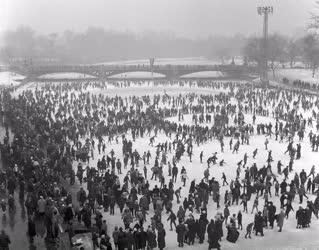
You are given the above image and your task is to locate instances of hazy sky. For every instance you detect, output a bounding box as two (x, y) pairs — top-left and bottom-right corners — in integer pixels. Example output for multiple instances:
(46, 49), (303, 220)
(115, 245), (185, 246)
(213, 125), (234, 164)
(0, 0), (318, 38)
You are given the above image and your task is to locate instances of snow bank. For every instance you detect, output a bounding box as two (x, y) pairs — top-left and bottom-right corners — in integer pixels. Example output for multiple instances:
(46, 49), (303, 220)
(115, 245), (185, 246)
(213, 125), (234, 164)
(38, 72), (96, 79)
(180, 71), (224, 78)
(278, 69), (319, 84)
(0, 71), (25, 86)
(108, 71), (165, 79)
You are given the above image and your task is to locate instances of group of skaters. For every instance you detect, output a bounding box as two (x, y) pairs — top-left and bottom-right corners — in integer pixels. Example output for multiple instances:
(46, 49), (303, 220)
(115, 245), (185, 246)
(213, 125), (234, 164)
(289, 79), (319, 92)
(0, 78), (318, 250)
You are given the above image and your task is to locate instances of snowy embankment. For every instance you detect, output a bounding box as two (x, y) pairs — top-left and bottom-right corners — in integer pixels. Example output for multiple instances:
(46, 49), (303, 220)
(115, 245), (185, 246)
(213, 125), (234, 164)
(0, 71), (25, 86)
(277, 68), (319, 84)
(38, 72), (96, 79)
(109, 72), (165, 79)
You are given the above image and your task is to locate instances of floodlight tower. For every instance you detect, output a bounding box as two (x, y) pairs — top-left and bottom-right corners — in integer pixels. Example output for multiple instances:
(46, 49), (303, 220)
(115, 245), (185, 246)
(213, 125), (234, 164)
(257, 6), (273, 84)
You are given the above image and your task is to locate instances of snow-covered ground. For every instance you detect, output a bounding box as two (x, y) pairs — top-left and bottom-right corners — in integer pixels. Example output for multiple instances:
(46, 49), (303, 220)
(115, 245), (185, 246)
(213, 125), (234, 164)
(38, 72), (96, 79)
(14, 80), (235, 98)
(96, 126), (319, 250)
(4, 67), (319, 249)
(109, 71), (165, 79)
(277, 68), (319, 84)
(180, 71), (224, 78)
(0, 71), (25, 86)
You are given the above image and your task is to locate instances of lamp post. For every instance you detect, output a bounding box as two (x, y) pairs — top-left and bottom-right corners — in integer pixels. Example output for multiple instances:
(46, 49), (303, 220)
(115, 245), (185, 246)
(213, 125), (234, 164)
(149, 58), (155, 86)
(257, 6), (273, 84)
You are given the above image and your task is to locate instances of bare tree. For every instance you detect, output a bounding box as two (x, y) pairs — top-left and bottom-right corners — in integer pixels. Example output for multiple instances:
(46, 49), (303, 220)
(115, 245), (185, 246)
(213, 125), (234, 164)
(302, 33), (319, 77)
(287, 39), (302, 68)
(267, 34), (288, 78)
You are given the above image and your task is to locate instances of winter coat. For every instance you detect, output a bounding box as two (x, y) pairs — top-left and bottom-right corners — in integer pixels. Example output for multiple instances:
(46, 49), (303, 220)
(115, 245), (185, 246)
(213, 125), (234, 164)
(118, 231), (128, 250)
(64, 206), (74, 221)
(122, 211), (133, 225)
(28, 220), (37, 238)
(224, 207), (230, 217)
(136, 230), (147, 249)
(198, 217), (208, 234)
(296, 209), (303, 225)
(208, 229), (220, 249)
(177, 208), (185, 221)
(113, 230), (119, 244)
(185, 218), (196, 236)
(226, 226), (239, 243)
(268, 205), (276, 220)
(277, 211), (285, 228)
(157, 228), (166, 249)
(139, 196), (149, 210)
(147, 230), (157, 248)
(215, 219), (224, 238)
(254, 214), (263, 231)
(176, 224), (186, 243)
(0, 233), (10, 250)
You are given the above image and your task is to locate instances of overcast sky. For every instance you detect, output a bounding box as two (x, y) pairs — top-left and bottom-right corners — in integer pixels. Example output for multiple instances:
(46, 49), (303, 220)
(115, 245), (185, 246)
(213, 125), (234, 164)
(0, 0), (317, 38)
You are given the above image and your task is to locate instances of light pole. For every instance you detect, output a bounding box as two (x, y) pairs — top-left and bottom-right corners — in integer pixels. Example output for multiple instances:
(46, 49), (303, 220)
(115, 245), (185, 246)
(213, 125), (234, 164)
(149, 58), (155, 86)
(257, 6), (273, 84)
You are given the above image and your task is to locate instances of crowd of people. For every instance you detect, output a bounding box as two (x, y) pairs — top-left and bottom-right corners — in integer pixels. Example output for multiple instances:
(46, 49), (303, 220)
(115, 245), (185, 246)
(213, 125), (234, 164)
(283, 78), (319, 93)
(0, 78), (318, 250)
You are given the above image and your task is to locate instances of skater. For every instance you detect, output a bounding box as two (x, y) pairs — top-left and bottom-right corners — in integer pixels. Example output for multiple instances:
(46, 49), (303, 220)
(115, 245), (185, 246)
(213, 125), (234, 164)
(277, 209), (285, 232)
(176, 220), (186, 247)
(245, 222), (254, 239)
(237, 210), (243, 230)
(254, 212), (264, 236)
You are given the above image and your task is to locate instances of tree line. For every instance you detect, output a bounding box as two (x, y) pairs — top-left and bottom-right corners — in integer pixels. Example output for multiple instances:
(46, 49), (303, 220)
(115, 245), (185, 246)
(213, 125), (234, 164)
(243, 33), (319, 78)
(0, 27), (318, 79)
(0, 27), (246, 65)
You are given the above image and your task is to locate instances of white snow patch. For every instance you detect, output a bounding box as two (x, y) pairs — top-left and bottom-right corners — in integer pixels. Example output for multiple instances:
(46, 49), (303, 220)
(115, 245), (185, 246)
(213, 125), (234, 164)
(278, 69), (319, 84)
(38, 72), (96, 79)
(180, 71), (224, 78)
(0, 71), (25, 86)
(108, 71), (165, 79)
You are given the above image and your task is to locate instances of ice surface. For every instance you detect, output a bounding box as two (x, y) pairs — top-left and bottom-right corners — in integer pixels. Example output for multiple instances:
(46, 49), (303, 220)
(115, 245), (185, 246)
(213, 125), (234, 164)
(6, 70), (319, 249)
(278, 69), (319, 84)
(61, 84), (319, 250)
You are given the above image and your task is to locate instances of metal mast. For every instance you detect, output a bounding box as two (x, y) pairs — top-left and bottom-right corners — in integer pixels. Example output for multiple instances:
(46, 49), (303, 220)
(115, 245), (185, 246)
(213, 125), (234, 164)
(257, 6), (273, 84)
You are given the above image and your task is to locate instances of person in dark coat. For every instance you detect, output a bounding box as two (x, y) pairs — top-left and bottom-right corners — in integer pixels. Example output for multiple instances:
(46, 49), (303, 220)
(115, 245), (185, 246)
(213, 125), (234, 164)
(167, 210), (177, 231)
(64, 203), (74, 223)
(176, 220), (186, 247)
(267, 202), (276, 229)
(126, 228), (134, 250)
(146, 227), (157, 249)
(0, 230), (11, 250)
(27, 216), (37, 244)
(100, 234), (113, 250)
(198, 212), (208, 243)
(117, 228), (127, 250)
(226, 224), (240, 243)
(214, 215), (224, 241)
(185, 214), (196, 245)
(254, 212), (264, 236)
(157, 224), (166, 250)
(296, 206), (302, 228)
(136, 227), (147, 250)
(245, 222), (254, 239)
(208, 225), (221, 250)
